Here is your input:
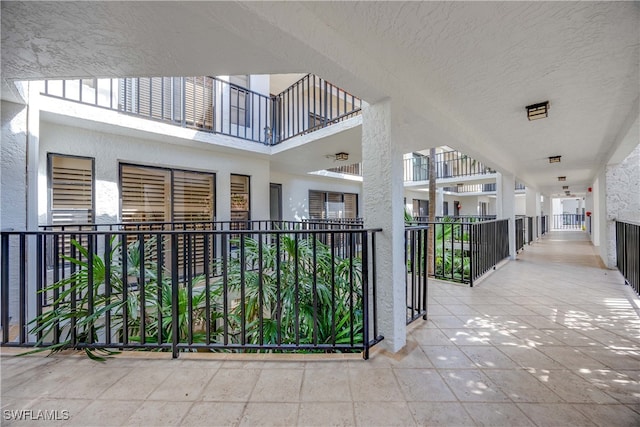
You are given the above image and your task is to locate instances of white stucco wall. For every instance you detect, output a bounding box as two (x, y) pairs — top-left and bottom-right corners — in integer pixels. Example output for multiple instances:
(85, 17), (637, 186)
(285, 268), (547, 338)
(1, 101), (28, 231)
(604, 143), (640, 267)
(39, 121), (272, 224)
(270, 171), (362, 221)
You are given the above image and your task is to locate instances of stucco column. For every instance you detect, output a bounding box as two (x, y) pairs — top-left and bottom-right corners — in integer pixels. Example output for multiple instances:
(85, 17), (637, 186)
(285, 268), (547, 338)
(362, 99), (406, 353)
(436, 187), (444, 216)
(496, 172), (516, 259)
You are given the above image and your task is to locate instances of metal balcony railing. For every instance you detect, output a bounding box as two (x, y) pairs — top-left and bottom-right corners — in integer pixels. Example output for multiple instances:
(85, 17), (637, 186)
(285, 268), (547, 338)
(404, 151), (495, 182)
(42, 74), (362, 146)
(1, 220), (383, 359)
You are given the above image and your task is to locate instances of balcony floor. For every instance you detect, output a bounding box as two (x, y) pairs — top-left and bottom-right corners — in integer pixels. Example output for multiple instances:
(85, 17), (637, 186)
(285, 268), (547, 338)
(2, 231), (639, 426)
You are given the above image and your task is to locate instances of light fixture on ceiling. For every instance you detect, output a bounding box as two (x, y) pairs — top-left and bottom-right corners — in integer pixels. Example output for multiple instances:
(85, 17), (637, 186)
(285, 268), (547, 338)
(558, 176), (566, 181)
(526, 101), (549, 121)
(562, 185), (569, 190)
(335, 152), (349, 161)
(548, 155), (561, 163)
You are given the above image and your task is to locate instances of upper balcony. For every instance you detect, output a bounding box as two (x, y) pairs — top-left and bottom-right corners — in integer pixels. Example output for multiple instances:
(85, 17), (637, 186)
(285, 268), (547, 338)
(41, 74), (362, 146)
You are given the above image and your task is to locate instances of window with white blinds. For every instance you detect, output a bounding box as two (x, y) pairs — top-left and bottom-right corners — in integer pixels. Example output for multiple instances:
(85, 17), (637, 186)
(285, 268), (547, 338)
(308, 191), (358, 219)
(230, 174), (250, 222)
(120, 164), (215, 225)
(49, 154), (94, 226)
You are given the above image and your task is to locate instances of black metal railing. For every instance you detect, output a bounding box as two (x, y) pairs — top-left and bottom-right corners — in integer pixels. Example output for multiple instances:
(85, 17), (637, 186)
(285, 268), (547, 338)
(552, 214), (585, 230)
(404, 151), (495, 182)
(42, 74), (362, 146)
(1, 224), (383, 359)
(406, 219), (509, 286)
(274, 74), (362, 143)
(616, 221), (639, 297)
(527, 216), (534, 244)
(541, 215), (549, 235)
(405, 226), (428, 324)
(326, 163), (362, 176)
(414, 215), (496, 223)
(515, 217), (525, 252)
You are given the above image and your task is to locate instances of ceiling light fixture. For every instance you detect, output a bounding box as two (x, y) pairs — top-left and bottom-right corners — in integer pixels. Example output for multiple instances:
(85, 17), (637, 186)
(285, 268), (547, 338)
(335, 152), (349, 161)
(548, 155), (561, 163)
(562, 185), (569, 190)
(526, 101), (549, 121)
(558, 176), (566, 181)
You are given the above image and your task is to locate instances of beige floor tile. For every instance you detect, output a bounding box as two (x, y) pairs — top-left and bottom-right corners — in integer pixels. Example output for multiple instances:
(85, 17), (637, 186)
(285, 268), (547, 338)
(349, 368), (404, 401)
(497, 345), (566, 369)
(408, 401), (475, 426)
(147, 367), (217, 401)
(528, 369), (618, 404)
(463, 402), (535, 426)
(483, 369), (562, 403)
(353, 401), (416, 427)
(301, 368), (351, 402)
(394, 368), (457, 402)
(439, 369), (510, 402)
(575, 368), (640, 404)
(66, 400), (142, 426)
(122, 401), (192, 426)
(571, 403), (640, 427)
(410, 328), (453, 346)
(298, 402), (355, 426)
(458, 345), (520, 369)
(440, 328), (491, 346)
(238, 402), (299, 427)
(428, 315), (469, 329)
(98, 367), (172, 400)
(362, 341), (434, 369)
(250, 369), (304, 402)
(201, 368), (261, 401)
(516, 403), (598, 426)
(420, 345), (476, 368)
(181, 402), (245, 426)
(534, 346), (608, 370)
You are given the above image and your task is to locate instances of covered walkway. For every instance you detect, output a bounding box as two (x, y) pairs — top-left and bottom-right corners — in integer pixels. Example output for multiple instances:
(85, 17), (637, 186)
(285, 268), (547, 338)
(2, 232), (639, 426)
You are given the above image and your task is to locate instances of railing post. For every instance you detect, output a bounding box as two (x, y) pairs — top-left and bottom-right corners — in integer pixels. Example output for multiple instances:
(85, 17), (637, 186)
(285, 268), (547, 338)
(362, 231), (370, 360)
(171, 233), (179, 358)
(1, 234), (10, 344)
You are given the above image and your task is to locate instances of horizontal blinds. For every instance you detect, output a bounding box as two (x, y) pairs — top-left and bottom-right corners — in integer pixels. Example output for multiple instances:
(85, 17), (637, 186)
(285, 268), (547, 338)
(173, 171), (214, 222)
(184, 77), (213, 129)
(308, 190), (325, 219)
(121, 165), (170, 223)
(344, 193), (358, 219)
(50, 155), (93, 225)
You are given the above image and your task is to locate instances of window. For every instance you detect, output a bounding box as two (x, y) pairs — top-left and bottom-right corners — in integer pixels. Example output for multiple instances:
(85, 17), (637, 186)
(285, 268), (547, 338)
(229, 75), (250, 127)
(308, 191), (358, 219)
(120, 164), (215, 225)
(48, 154), (94, 226)
(230, 174), (250, 224)
(270, 183), (282, 221)
(413, 199), (429, 218)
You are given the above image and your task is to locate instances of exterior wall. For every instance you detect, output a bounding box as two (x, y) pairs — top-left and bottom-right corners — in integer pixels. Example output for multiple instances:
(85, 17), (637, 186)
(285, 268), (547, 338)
(39, 120), (272, 224)
(515, 194), (526, 216)
(1, 100), (28, 230)
(604, 143), (640, 267)
(270, 171), (362, 221)
(1, 100), (28, 321)
(403, 189), (429, 217)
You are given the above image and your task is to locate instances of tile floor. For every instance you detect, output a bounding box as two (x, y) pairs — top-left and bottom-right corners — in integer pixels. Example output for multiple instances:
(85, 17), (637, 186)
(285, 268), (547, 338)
(1, 231), (639, 426)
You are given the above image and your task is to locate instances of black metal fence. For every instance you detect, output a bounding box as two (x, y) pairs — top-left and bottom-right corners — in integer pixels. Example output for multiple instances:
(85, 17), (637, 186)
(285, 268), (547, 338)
(616, 221), (639, 297)
(1, 225), (383, 359)
(407, 219), (509, 286)
(405, 226), (428, 324)
(541, 215), (549, 235)
(515, 217), (525, 252)
(413, 216), (496, 223)
(42, 74), (362, 146)
(552, 214), (585, 230)
(403, 151), (495, 182)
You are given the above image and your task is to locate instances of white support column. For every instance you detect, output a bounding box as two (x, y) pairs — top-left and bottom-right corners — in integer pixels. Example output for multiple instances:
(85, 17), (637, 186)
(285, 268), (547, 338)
(497, 172), (516, 259)
(436, 187), (444, 216)
(362, 99), (406, 353)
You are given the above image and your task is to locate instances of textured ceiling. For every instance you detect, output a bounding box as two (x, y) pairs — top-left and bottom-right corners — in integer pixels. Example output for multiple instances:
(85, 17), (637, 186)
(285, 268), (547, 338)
(2, 1), (638, 196)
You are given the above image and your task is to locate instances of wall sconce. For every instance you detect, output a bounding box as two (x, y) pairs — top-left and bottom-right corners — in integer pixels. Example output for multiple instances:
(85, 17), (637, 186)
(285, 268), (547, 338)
(548, 155), (561, 163)
(526, 101), (549, 121)
(335, 152), (349, 161)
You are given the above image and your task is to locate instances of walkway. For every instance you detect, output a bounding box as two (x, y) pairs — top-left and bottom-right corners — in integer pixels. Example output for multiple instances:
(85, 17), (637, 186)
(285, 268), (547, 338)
(2, 231), (639, 426)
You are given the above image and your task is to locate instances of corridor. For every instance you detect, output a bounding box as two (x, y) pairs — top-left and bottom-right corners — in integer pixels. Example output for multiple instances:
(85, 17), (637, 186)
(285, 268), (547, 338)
(2, 231), (639, 426)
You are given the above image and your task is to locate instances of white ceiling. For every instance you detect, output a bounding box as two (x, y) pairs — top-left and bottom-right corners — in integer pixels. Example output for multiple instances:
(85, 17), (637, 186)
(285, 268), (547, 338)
(2, 1), (638, 196)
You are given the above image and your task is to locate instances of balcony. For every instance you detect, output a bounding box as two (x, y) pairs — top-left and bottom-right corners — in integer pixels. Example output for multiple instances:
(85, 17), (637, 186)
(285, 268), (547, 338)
(42, 74), (362, 146)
